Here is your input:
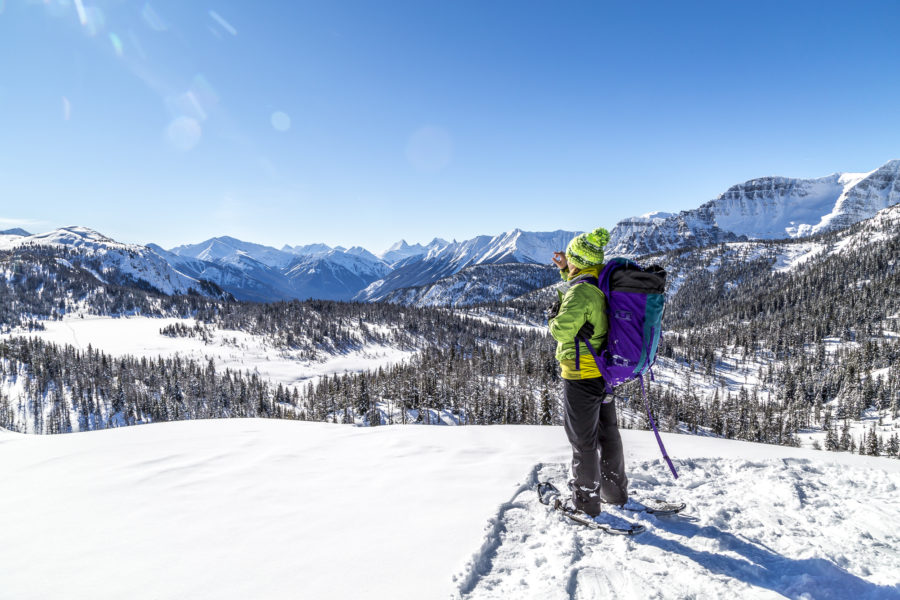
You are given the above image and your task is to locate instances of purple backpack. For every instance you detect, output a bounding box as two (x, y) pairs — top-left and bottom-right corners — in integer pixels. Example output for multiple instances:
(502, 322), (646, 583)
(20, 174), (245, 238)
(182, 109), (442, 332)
(572, 257), (666, 393)
(572, 258), (677, 478)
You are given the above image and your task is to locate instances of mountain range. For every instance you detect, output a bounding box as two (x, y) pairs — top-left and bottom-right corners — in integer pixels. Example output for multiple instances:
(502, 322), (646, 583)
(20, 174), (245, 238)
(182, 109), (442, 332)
(2, 159), (898, 305)
(606, 159), (900, 257)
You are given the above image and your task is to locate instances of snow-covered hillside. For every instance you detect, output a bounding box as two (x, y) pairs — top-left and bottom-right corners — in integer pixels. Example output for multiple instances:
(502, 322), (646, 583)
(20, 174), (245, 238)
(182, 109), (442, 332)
(0, 226), (211, 297)
(1, 420), (897, 600)
(607, 159), (900, 257)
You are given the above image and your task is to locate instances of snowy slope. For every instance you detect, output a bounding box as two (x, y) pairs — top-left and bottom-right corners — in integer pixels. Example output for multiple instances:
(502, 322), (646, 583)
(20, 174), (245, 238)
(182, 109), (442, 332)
(607, 159), (900, 257)
(147, 243), (293, 302)
(282, 248), (391, 300)
(0, 226), (209, 296)
(1, 420), (897, 600)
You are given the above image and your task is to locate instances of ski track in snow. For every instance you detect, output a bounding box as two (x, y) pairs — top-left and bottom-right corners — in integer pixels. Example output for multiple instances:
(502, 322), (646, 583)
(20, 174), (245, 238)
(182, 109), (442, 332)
(457, 460), (900, 600)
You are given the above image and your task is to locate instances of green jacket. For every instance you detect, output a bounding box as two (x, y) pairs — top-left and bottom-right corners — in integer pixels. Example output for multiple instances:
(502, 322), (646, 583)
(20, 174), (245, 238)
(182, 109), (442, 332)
(548, 267), (608, 380)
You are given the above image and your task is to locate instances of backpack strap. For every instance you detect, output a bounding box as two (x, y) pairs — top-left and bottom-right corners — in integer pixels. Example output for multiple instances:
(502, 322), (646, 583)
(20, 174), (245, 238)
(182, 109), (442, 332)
(570, 275), (599, 288)
(569, 275), (598, 371)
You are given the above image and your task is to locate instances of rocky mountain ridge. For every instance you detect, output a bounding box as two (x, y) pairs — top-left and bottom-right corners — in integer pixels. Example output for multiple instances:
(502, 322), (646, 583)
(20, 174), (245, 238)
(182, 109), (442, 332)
(606, 159), (900, 256)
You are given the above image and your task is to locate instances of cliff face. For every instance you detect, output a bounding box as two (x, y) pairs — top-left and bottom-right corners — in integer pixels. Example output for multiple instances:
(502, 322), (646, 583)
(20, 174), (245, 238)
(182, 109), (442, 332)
(606, 160), (900, 257)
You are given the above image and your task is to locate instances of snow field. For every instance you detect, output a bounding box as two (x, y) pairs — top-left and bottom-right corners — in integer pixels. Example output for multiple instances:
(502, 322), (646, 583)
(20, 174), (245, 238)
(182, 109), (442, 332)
(2, 420), (899, 599)
(0, 315), (416, 389)
(0, 420), (570, 600)
(458, 458), (900, 599)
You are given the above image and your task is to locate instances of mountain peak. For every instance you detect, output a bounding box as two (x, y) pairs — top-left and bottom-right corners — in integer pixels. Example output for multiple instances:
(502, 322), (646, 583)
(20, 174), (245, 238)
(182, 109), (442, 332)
(386, 239), (410, 252)
(0, 228), (31, 237)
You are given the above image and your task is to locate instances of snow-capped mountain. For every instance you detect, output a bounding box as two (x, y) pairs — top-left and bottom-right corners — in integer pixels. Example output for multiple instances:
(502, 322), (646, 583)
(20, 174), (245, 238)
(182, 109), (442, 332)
(0, 226), (214, 297)
(281, 242), (334, 257)
(377, 263), (560, 307)
(169, 236), (298, 270)
(379, 238), (450, 266)
(283, 248), (391, 301)
(161, 237), (391, 301)
(0, 228), (31, 237)
(607, 159), (900, 257)
(356, 229), (576, 302)
(148, 243), (296, 302)
(153, 229), (571, 304)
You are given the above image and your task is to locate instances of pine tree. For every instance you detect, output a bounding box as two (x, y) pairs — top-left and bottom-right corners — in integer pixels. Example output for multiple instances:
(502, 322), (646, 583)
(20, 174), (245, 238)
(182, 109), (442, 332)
(540, 386), (552, 426)
(888, 433), (899, 458)
(866, 424), (879, 456)
(824, 424), (839, 452)
(839, 420), (851, 451)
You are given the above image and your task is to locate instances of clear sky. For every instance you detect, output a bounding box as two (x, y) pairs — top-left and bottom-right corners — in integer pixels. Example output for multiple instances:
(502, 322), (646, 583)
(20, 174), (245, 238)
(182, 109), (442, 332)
(1, 0), (899, 253)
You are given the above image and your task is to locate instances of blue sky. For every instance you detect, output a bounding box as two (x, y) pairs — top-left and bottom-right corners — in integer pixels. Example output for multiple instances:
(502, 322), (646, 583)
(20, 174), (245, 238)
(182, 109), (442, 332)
(1, 0), (899, 253)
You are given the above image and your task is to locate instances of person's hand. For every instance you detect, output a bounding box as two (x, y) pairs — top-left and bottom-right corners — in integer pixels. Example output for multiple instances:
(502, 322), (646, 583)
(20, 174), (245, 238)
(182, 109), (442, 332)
(576, 321), (594, 341)
(552, 251), (568, 270)
(546, 298), (561, 322)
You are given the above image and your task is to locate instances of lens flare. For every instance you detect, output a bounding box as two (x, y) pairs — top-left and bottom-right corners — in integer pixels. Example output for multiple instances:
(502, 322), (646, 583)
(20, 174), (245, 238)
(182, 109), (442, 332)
(82, 6), (105, 36)
(209, 10), (237, 36)
(109, 32), (124, 57)
(141, 3), (167, 32)
(165, 117), (202, 152)
(73, 0), (87, 25)
(271, 111), (291, 132)
(165, 75), (219, 122)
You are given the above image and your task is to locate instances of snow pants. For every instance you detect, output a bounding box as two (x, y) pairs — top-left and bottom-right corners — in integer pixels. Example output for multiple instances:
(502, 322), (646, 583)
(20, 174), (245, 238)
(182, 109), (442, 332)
(563, 377), (628, 515)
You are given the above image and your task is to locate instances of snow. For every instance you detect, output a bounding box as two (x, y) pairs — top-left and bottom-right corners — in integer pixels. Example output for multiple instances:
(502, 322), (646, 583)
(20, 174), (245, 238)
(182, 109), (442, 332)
(715, 176), (848, 240)
(357, 229), (576, 302)
(462, 457), (900, 599)
(1, 420), (898, 600)
(608, 160), (900, 257)
(640, 211), (675, 220)
(771, 242), (827, 272)
(0, 226), (206, 296)
(0, 315), (415, 389)
(169, 236), (298, 269)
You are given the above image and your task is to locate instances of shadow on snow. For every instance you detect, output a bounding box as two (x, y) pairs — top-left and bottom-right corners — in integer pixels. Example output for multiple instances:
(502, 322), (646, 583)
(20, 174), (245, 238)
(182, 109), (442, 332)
(636, 517), (899, 600)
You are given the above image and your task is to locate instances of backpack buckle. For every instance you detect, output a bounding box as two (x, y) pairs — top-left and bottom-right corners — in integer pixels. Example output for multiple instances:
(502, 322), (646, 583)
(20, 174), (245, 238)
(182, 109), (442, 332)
(611, 354), (632, 367)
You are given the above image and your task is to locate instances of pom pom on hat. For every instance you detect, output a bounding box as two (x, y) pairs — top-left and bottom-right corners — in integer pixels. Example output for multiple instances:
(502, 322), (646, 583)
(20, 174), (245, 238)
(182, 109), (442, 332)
(565, 227), (610, 270)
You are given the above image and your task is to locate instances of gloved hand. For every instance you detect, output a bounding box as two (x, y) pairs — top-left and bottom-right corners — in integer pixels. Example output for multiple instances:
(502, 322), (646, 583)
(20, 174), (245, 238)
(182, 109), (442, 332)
(546, 299), (561, 322)
(576, 320), (594, 341)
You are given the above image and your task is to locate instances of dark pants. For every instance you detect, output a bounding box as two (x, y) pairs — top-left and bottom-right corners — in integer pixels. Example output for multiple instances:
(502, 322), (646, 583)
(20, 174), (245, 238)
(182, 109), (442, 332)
(563, 378), (628, 515)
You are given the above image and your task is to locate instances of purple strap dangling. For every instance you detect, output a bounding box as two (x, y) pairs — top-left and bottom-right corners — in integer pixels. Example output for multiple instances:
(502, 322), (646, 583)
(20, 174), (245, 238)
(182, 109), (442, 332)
(640, 375), (678, 479)
(577, 334), (678, 479)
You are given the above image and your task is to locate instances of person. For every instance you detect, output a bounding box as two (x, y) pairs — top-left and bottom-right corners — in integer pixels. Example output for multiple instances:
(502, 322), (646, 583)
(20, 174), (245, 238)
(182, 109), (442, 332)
(547, 227), (628, 517)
